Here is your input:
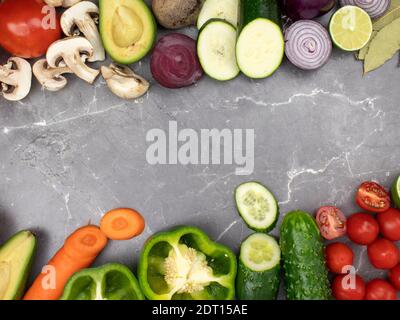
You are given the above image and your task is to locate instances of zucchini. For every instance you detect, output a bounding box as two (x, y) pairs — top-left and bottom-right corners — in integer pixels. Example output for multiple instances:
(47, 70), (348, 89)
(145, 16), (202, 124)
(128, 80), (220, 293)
(197, 0), (240, 29)
(197, 19), (240, 81)
(235, 182), (279, 232)
(280, 211), (331, 300)
(236, 233), (281, 300)
(236, 0), (284, 79)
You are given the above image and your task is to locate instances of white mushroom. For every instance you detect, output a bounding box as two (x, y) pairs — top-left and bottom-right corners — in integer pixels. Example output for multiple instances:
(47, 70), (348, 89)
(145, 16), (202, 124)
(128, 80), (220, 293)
(101, 64), (149, 100)
(33, 59), (73, 92)
(0, 57), (32, 101)
(61, 1), (105, 62)
(46, 36), (99, 84)
(44, 0), (81, 8)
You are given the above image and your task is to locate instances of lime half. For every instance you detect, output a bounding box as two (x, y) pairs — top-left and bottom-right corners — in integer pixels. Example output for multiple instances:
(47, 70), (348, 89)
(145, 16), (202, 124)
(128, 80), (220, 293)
(329, 6), (372, 51)
(391, 176), (400, 208)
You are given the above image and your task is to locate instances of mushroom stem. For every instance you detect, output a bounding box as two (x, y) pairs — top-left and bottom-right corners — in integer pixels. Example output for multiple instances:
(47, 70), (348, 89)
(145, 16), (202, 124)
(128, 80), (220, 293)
(0, 57), (32, 101)
(64, 52), (99, 84)
(74, 16), (105, 61)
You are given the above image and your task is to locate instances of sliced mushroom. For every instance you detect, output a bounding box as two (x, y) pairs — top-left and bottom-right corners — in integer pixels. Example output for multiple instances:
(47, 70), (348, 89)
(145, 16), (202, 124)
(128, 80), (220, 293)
(61, 1), (105, 62)
(101, 64), (149, 100)
(46, 36), (99, 84)
(44, 0), (81, 8)
(0, 57), (32, 101)
(33, 59), (73, 92)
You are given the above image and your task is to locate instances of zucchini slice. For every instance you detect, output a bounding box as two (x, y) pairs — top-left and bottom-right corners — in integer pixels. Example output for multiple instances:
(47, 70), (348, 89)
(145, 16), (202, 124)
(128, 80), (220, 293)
(236, 18), (284, 79)
(235, 181), (279, 232)
(197, 0), (240, 29)
(197, 19), (240, 81)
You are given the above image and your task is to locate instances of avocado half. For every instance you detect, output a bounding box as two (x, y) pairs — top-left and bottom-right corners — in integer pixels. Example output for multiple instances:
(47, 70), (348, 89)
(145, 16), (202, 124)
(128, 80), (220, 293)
(0, 230), (36, 300)
(99, 0), (157, 64)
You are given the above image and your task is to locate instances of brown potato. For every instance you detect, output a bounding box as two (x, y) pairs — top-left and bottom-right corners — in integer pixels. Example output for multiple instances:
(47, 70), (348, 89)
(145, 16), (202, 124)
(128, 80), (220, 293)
(152, 0), (205, 29)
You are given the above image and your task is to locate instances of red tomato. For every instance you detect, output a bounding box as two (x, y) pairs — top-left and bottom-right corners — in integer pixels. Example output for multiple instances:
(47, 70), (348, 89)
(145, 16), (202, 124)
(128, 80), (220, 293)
(356, 181), (390, 213)
(377, 208), (400, 241)
(367, 238), (399, 269)
(347, 213), (379, 245)
(316, 206), (347, 240)
(365, 279), (397, 300)
(0, 0), (61, 58)
(389, 264), (400, 290)
(332, 274), (366, 300)
(325, 242), (354, 274)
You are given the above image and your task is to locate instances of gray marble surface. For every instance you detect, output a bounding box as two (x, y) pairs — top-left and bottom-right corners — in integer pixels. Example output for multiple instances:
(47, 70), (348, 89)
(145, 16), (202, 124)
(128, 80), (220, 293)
(1, 1), (400, 297)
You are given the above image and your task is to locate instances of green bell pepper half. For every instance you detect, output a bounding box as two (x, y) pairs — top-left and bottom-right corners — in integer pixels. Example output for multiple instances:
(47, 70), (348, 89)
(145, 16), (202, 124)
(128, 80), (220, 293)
(138, 226), (237, 300)
(61, 263), (145, 300)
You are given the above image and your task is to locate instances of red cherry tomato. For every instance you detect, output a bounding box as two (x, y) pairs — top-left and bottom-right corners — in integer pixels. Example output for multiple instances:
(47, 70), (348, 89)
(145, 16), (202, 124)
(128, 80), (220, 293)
(332, 274), (366, 300)
(389, 264), (400, 290)
(356, 181), (390, 213)
(365, 279), (397, 300)
(316, 206), (347, 240)
(367, 238), (399, 269)
(377, 208), (400, 241)
(325, 242), (354, 274)
(0, 0), (61, 58)
(347, 213), (379, 245)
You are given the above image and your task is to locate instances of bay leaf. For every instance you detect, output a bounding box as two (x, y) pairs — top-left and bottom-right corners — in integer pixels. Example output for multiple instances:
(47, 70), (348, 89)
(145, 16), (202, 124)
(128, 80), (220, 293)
(374, 6), (400, 30)
(364, 17), (400, 73)
(357, 31), (377, 60)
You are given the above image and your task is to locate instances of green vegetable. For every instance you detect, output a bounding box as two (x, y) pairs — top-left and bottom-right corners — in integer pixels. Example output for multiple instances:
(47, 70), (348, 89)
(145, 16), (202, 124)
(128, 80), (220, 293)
(364, 17), (400, 74)
(61, 263), (144, 300)
(0, 230), (36, 300)
(280, 211), (331, 300)
(240, 0), (281, 27)
(235, 182), (279, 232)
(138, 226), (237, 300)
(391, 175), (400, 208)
(236, 233), (280, 300)
(197, 0), (240, 29)
(99, 0), (157, 64)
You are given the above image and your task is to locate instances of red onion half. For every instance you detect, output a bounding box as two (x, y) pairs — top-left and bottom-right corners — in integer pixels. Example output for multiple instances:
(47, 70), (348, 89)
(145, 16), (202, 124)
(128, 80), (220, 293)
(340, 0), (391, 19)
(150, 33), (203, 89)
(285, 20), (332, 70)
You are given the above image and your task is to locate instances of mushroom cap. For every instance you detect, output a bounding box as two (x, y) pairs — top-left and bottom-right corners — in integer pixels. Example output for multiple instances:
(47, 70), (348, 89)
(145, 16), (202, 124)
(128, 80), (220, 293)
(61, 1), (99, 36)
(33, 59), (72, 92)
(63, 0), (82, 8)
(46, 36), (94, 68)
(0, 57), (32, 101)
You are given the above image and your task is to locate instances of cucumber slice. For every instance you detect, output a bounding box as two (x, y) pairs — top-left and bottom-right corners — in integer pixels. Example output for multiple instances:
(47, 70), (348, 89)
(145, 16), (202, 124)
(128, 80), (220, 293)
(236, 233), (281, 300)
(197, 19), (240, 81)
(235, 182), (279, 232)
(236, 18), (284, 79)
(197, 0), (240, 30)
(391, 175), (400, 208)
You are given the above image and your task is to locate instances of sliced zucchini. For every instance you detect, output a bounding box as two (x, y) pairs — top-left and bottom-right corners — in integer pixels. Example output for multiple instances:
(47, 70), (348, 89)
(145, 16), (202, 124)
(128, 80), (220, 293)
(235, 181), (279, 232)
(236, 233), (281, 300)
(197, 19), (240, 81)
(236, 18), (284, 79)
(197, 0), (240, 30)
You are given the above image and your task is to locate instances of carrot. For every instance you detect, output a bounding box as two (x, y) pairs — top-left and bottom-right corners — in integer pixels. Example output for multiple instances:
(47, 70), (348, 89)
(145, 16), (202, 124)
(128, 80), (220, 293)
(23, 225), (107, 300)
(100, 208), (145, 240)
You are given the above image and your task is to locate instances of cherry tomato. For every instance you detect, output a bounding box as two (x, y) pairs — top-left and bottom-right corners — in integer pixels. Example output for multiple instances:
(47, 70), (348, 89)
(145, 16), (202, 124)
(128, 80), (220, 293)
(356, 181), (390, 213)
(332, 274), (366, 300)
(347, 213), (379, 245)
(377, 208), (400, 241)
(316, 206), (347, 240)
(365, 279), (397, 300)
(389, 264), (400, 290)
(367, 238), (399, 269)
(0, 0), (61, 58)
(325, 242), (354, 274)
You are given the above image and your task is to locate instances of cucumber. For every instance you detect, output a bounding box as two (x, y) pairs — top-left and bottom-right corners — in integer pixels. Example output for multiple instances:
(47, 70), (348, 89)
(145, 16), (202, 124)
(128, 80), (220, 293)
(235, 182), (279, 232)
(197, 0), (240, 29)
(280, 211), (331, 300)
(197, 19), (240, 81)
(236, 0), (284, 79)
(236, 233), (281, 300)
(391, 175), (400, 208)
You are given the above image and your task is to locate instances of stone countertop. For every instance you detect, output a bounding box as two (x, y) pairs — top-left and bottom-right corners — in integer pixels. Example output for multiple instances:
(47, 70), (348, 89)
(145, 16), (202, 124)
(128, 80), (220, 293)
(1, 4), (400, 297)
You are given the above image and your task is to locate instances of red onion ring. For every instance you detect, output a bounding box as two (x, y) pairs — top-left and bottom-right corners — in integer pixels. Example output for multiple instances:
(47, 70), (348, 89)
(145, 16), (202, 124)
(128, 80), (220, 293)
(284, 20), (332, 70)
(340, 0), (391, 19)
(150, 33), (203, 89)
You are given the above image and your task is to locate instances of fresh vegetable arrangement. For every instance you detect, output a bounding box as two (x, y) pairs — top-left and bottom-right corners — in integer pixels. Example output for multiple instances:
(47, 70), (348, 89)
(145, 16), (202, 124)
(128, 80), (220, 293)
(2, 0), (400, 102)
